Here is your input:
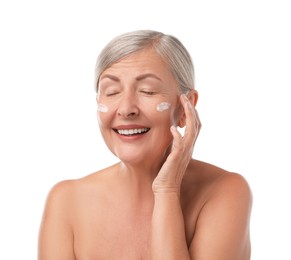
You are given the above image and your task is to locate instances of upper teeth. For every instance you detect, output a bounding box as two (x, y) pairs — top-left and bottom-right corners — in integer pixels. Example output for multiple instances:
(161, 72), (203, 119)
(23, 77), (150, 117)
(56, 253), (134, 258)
(117, 128), (149, 135)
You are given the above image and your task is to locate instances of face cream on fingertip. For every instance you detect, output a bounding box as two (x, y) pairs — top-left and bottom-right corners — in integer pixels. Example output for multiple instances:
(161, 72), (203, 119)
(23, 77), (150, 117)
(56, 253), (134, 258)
(97, 103), (108, 113)
(156, 102), (171, 112)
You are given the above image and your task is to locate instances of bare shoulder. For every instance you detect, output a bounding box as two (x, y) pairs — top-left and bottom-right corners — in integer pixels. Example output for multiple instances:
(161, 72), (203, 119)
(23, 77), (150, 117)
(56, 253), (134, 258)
(184, 160), (252, 259)
(46, 178), (77, 199)
(42, 166), (114, 218)
(44, 178), (82, 208)
(42, 179), (76, 217)
(38, 168), (112, 260)
(183, 159), (252, 201)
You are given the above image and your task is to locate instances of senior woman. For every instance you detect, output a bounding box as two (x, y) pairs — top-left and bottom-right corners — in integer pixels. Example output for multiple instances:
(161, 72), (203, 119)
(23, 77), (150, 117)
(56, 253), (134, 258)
(38, 30), (252, 260)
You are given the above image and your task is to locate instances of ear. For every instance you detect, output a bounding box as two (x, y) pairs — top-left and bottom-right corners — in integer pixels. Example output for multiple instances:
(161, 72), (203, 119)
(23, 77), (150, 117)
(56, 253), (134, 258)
(178, 90), (199, 128)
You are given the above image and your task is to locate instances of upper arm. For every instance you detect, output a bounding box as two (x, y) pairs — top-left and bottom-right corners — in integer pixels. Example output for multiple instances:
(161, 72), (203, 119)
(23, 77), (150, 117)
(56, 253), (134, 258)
(189, 173), (252, 260)
(38, 181), (76, 260)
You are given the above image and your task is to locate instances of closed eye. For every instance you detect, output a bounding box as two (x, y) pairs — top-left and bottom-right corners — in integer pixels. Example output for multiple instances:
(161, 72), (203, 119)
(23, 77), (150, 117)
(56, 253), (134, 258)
(106, 92), (120, 96)
(140, 91), (156, 95)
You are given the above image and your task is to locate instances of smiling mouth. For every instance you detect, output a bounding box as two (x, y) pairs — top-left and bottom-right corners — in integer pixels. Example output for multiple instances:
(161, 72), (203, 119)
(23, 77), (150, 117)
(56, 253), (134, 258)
(113, 128), (150, 136)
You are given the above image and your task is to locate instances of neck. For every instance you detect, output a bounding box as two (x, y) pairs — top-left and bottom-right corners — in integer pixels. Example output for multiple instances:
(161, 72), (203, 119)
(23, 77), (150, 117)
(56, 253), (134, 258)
(116, 160), (163, 198)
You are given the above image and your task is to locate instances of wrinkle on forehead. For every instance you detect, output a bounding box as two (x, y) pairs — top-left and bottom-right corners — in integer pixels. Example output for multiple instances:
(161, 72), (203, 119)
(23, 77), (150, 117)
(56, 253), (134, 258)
(99, 48), (176, 87)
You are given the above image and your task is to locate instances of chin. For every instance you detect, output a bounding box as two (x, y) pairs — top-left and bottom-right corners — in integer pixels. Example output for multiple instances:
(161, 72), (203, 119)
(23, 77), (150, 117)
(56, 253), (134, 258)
(115, 147), (169, 169)
(115, 152), (146, 165)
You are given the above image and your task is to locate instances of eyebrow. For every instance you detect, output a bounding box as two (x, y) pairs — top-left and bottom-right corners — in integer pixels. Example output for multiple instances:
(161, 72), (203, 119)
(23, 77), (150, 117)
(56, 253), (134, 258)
(136, 73), (163, 82)
(99, 73), (162, 82)
(99, 74), (120, 82)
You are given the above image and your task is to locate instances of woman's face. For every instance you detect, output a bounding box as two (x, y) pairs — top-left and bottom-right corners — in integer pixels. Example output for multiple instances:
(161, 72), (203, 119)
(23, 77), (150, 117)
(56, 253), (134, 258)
(97, 48), (183, 167)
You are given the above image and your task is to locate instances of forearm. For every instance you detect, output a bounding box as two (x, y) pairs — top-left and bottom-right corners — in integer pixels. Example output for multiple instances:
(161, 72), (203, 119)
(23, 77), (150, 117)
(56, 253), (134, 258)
(151, 192), (191, 260)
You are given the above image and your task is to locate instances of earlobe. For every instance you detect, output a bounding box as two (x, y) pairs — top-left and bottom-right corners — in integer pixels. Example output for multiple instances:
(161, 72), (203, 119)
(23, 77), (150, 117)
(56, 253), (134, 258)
(178, 116), (186, 128)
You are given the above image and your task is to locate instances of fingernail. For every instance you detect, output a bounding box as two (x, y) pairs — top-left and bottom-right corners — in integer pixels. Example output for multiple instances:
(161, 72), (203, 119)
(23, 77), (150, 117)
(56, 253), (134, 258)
(170, 125), (177, 132)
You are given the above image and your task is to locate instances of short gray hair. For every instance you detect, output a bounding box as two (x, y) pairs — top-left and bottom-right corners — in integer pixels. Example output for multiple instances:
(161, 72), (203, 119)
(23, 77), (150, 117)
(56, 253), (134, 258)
(95, 30), (195, 93)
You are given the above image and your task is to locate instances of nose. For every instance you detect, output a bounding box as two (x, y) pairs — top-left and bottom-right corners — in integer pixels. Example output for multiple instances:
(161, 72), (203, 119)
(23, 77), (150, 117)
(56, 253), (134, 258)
(117, 93), (139, 118)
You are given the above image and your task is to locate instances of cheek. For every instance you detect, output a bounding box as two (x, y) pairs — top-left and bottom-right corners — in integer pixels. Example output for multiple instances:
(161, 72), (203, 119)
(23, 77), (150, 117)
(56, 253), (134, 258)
(143, 99), (181, 126)
(153, 105), (178, 130)
(155, 101), (181, 127)
(144, 100), (172, 120)
(156, 102), (171, 112)
(97, 111), (111, 131)
(97, 103), (108, 113)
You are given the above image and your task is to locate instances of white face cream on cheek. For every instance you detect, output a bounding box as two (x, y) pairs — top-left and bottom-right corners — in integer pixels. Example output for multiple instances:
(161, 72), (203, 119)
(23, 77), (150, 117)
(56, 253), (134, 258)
(156, 102), (171, 112)
(97, 103), (108, 113)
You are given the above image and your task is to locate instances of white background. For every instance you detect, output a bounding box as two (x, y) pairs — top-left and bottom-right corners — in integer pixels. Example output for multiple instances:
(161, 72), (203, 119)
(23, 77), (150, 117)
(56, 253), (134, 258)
(0, 0), (290, 259)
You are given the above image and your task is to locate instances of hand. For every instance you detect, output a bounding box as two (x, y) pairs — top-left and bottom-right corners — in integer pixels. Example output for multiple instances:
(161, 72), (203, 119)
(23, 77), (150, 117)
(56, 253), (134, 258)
(152, 94), (201, 194)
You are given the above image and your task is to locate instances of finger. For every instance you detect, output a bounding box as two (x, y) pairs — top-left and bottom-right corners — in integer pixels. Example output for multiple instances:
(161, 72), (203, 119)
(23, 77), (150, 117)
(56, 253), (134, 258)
(170, 125), (184, 153)
(193, 108), (202, 142)
(180, 94), (197, 145)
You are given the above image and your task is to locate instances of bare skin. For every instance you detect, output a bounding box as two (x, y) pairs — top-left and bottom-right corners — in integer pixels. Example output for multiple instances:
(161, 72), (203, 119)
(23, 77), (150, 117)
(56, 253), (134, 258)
(38, 48), (252, 259)
(38, 160), (252, 260)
